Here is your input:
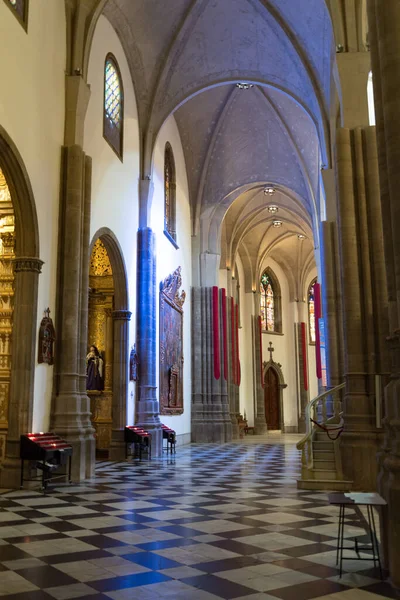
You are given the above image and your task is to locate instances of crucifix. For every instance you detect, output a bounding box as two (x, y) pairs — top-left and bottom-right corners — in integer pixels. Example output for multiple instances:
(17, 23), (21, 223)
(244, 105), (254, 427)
(268, 341), (274, 362)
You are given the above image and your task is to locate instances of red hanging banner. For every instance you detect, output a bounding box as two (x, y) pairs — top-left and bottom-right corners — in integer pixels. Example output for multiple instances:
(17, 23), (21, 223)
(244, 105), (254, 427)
(301, 322), (308, 391)
(314, 283), (322, 379)
(221, 289), (228, 381)
(231, 297), (236, 385)
(258, 316), (264, 388)
(212, 286), (221, 380)
(236, 304), (240, 386)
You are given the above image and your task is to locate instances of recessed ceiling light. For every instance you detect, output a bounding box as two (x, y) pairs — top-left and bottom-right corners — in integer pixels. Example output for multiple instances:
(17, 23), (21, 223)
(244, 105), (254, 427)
(297, 234), (306, 240)
(236, 82), (253, 90)
(268, 205), (278, 214)
(273, 220), (283, 228)
(264, 186), (275, 196)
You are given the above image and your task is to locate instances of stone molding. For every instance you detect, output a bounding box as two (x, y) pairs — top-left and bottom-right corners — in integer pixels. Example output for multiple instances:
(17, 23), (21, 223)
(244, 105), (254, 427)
(13, 257), (43, 273)
(112, 310), (132, 321)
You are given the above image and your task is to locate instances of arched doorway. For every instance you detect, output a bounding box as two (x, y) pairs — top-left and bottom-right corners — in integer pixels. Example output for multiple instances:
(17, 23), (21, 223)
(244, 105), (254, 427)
(0, 126), (41, 488)
(264, 366), (280, 430)
(88, 228), (130, 460)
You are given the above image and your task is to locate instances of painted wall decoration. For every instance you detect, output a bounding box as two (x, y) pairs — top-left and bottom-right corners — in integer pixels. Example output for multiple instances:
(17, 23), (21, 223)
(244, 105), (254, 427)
(159, 266), (186, 415)
(38, 308), (56, 365)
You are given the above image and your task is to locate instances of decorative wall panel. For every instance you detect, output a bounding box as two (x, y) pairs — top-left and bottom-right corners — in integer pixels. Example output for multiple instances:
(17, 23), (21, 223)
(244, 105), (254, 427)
(159, 267), (185, 415)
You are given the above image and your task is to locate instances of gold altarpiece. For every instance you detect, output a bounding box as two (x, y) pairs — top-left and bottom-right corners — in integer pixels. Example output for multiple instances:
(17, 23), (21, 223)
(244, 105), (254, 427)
(0, 169), (15, 461)
(88, 239), (114, 452)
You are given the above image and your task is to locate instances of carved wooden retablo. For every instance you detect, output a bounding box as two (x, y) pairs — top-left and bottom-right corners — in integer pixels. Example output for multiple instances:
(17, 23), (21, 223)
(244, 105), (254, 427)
(159, 267), (185, 415)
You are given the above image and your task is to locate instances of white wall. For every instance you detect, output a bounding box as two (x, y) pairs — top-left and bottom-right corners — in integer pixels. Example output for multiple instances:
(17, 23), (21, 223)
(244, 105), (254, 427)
(260, 259), (298, 430)
(84, 15), (141, 425)
(0, 1), (66, 431)
(151, 115), (192, 441)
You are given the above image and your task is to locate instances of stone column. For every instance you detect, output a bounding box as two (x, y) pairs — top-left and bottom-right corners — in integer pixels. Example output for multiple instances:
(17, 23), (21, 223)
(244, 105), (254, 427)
(52, 145), (95, 481)
(191, 287), (232, 442)
(336, 128), (384, 491)
(254, 314), (267, 435)
(227, 294), (239, 438)
(367, 0), (400, 584)
(0, 258), (43, 488)
(320, 221), (342, 386)
(135, 227), (162, 455)
(109, 309), (131, 460)
(296, 301), (309, 433)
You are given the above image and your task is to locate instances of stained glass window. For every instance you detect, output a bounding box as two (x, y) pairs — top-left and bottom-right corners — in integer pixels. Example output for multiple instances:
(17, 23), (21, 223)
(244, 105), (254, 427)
(308, 279), (317, 343)
(103, 54), (123, 159)
(4, 0), (28, 27)
(164, 143), (177, 243)
(260, 272), (275, 331)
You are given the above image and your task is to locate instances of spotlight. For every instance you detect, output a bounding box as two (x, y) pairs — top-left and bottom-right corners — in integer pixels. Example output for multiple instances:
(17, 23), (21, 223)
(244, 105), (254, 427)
(273, 220), (283, 228)
(297, 234), (306, 240)
(264, 186), (275, 196)
(236, 82), (253, 90)
(268, 205), (278, 214)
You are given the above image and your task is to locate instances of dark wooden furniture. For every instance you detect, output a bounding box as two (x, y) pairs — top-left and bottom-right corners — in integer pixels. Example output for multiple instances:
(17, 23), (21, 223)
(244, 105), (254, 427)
(329, 492), (386, 578)
(161, 424), (176, 454)
(124, 426), (152, 460)
(20, 433), (72, 491)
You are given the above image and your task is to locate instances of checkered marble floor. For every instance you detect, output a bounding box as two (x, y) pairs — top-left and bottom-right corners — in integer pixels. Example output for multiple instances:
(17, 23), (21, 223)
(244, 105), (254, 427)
(0, 435), (396, 599)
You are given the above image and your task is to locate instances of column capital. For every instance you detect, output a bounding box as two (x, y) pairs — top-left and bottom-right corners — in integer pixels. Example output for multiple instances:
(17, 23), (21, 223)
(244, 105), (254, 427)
(112, 310), (132, 321)
(13, 257), (44, 273)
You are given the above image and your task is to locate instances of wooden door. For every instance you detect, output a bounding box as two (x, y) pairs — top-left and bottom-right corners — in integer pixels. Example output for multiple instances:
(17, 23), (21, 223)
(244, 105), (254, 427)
(264, 367), (280, 430)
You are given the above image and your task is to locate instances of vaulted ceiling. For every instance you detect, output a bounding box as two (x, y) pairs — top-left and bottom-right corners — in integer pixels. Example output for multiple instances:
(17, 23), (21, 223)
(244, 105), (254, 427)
(101, 0), (339, 279)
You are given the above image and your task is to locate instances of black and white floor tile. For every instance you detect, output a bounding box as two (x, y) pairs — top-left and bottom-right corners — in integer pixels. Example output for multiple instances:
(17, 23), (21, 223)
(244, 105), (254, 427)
(0, 435), (395, 599)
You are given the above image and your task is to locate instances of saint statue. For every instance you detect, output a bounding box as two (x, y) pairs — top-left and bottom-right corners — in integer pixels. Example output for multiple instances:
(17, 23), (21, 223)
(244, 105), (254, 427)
(86, 345), (104, 391)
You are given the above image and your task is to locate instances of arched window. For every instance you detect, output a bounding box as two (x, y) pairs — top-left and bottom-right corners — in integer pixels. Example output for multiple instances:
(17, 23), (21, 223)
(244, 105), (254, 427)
(260, 268), (282, 333)
(4, 0), (28, 28)
(367, 71), (376, 126)
(164, 143), (177, 245)
(308, 278), (317, 343)
(103, 54), (124, 159)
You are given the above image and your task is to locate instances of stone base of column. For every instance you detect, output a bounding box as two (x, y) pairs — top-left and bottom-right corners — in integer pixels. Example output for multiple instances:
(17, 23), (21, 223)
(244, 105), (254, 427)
(231, 414), (239, 439)
(340, 429), (383, 491)
(53, 392), (96, 481)
(254, 418), (267, 435)
(192, 399), (232, 443)
(109, 429), (126, 461)
(298, 417), (307, 434)
(0, 456), (22, 489)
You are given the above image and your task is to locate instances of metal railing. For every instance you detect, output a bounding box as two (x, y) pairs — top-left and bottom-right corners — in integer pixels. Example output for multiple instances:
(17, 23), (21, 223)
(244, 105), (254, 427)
(296, 383), (345, 476)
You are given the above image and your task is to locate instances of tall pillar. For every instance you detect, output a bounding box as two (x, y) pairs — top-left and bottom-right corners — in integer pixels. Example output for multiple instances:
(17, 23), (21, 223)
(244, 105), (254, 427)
(296, 301), (309, 433)
(367, 0), (400, 585)
(253, 314), (267, 435)
(135, 227), (162, 455)
(320, 221), (342, 386)
(191, 287), (232, 442)
(109, 309), (131, 460)
(0, 258), (43, 488)
(52, 145), (95, 481)
(336, 128), (384, 490)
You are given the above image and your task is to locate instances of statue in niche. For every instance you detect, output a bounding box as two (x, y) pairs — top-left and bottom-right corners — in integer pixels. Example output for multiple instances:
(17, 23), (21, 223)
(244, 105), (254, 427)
(86, 345), (104, 391)
(38, 308), (56, 365)
(130, 344), (139, 381)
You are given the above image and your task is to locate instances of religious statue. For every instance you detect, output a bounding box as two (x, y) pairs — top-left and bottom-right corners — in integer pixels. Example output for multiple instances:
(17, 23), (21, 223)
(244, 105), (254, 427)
(130, 344), (139, 381)
(86, 345), (104, 391)
(38, 308), (56, 365)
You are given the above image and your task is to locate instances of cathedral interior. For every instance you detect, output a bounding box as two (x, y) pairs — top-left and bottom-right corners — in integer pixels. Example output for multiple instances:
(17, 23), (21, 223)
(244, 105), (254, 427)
(0, 0), (400, 598)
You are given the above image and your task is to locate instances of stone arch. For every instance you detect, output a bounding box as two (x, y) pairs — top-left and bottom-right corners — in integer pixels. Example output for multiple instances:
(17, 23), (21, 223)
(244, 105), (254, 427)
(262, 359), (287, 431)
(0, 125), (39, 258)
(89, 228), (130, 459)
(90, 227), (129, 311)
(0, 126), (42, 488)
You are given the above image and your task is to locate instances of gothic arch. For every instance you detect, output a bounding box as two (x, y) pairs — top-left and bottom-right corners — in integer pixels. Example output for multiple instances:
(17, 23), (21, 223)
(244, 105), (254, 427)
(260, 267), (282, 333)
(89, 227), (129, 311)
(262, 358), (287, 431)
(89, 227), (130, 459)
(0, 126), (42, 487)
(0, 125), (39, 258)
